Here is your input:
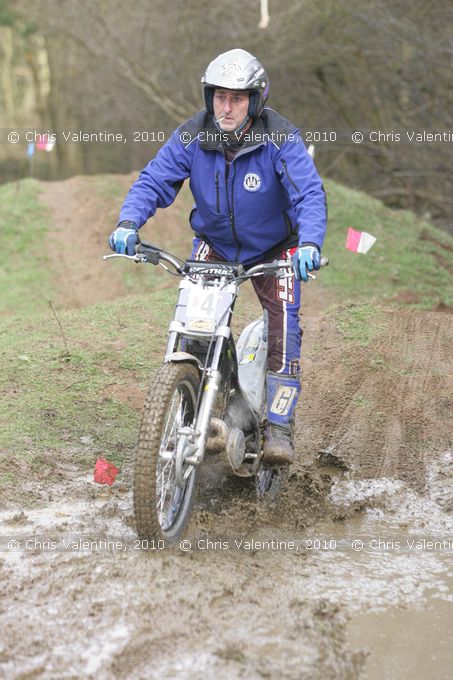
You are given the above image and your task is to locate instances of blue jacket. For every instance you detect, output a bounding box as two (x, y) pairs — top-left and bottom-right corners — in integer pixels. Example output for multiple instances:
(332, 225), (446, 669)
(119, 108), (327, 264)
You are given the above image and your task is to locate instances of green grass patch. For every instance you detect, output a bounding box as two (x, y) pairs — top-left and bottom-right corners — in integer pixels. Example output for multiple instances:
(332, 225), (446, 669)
(352, 394), (371, 408)
(321, 180), (453, 309)
(0, 288), (176, 476)
(335, 303), (384, 347)
(0, 178), (53, 316)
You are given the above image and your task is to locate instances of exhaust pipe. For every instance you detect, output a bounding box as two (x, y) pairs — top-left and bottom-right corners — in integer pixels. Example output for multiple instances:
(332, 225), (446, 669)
(205, 418), (229, 455)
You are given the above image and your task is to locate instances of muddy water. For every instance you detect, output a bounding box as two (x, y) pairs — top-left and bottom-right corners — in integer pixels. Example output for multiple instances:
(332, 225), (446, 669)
(348, 594), (453, 680)
(320, 454), (453, 680)
(1, 452), (451, 678)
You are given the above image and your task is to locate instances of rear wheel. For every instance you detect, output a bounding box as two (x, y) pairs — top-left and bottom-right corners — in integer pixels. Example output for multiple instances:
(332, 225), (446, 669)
(255, 466), (288, 503)
(134, 362), (200, 543)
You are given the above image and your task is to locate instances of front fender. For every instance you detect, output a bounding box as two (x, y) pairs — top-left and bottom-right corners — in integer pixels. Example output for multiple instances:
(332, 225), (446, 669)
(164, 351), (204, 374)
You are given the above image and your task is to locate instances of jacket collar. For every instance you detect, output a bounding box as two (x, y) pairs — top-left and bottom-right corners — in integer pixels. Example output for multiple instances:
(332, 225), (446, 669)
(198, 114), (267, 155)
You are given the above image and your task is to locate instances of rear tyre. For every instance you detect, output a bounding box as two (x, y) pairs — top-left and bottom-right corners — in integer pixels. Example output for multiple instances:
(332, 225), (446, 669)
(255, 466), (288, 503)
(134, 362), (200, 543)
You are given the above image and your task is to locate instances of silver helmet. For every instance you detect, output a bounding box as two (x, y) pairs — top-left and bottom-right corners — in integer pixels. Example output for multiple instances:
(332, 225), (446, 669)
(201, 48), (270, 119)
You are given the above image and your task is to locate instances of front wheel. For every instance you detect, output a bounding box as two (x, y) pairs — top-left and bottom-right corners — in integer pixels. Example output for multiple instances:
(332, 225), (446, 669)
(134, 362), (200, 543)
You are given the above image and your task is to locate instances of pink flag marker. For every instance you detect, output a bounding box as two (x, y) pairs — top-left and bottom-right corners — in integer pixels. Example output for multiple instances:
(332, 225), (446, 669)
(36, 134), (55, 152)
(36, 135), (48, 151)
(346, 227), (376, 254)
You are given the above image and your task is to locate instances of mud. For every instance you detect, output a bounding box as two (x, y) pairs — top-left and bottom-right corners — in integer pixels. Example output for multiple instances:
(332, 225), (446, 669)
(0, 178), (452, 678)
(2, 305), (452, 678)
(1, 443), (452, 678)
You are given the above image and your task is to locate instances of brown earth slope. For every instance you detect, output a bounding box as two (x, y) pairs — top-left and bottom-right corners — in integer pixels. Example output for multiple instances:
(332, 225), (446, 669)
(39, 174), (195, 309)
(300, 306), (452, 491)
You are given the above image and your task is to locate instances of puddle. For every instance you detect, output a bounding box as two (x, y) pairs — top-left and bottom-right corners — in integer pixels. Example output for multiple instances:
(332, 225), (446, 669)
(347, 588), (453, 679)
(325, 468), (453, 679)
(0, 486), (135, 572)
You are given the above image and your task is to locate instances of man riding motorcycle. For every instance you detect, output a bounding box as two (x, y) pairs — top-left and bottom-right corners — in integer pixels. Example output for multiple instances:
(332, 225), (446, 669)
(109, 48), (327, 465)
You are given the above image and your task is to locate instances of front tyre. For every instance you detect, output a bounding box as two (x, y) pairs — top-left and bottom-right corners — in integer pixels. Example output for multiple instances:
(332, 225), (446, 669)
(134, 362), (200, 543)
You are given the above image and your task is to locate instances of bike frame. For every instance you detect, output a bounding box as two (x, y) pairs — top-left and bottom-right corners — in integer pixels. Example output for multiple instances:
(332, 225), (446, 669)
(104, 242), (327, 487)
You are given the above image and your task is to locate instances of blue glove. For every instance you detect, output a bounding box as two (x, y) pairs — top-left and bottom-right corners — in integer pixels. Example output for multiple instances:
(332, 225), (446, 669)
(109, 222), (139, 255)
(292, 245), (321, 282)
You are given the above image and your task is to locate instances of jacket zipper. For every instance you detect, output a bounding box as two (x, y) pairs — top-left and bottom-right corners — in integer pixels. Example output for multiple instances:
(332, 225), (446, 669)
(225, 161), (241, 260)
(215, 171), (220, 213)
(281, 159), (300, 193)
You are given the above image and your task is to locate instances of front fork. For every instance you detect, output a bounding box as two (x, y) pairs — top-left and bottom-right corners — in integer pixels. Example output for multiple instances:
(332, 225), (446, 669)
(174, 367), (222, 487)
(184, 367), (221, 466)
(166, 330), (226, 487)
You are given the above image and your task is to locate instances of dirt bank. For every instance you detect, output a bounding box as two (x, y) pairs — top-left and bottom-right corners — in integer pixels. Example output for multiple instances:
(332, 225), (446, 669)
(39, 175), (193, 310)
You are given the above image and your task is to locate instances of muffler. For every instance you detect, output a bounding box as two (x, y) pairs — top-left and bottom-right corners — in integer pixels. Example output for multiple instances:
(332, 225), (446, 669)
(205, 419), (248, 474)
(205, 418), (229, 455)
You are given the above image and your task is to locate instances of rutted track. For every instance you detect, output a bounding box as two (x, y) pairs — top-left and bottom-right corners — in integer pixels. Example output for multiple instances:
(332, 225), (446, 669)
(1, 302), (452, 678)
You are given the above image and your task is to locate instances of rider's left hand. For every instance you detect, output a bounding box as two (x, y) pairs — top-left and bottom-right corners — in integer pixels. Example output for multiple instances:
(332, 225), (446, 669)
(292, 244), (321, 282)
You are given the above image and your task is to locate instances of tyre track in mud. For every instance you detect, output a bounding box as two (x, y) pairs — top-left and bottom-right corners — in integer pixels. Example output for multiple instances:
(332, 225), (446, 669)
(300, 306), (452, 494)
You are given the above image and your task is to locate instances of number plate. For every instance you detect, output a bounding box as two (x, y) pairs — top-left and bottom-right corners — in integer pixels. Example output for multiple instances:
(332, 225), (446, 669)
(186, 287), (219, 321)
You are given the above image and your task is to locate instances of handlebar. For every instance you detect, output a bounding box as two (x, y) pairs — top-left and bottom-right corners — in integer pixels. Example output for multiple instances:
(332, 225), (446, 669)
(103, 240), (329, 281)
(103, 240), (185, 273)
(245, 256), (328, 280)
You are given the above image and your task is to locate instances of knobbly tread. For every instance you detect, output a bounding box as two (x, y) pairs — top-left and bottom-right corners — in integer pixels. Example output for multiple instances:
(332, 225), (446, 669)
(134, 361), (200, 543)
(256, 466), (288, 503)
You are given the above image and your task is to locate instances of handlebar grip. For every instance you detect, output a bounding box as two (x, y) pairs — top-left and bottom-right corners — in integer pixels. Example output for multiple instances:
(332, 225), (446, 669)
(136, 242), (160, 265)
(292, 255), (329, 281)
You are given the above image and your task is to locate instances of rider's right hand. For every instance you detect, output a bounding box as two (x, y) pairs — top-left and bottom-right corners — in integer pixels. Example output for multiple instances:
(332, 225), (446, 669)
(109, 221), (139, 255)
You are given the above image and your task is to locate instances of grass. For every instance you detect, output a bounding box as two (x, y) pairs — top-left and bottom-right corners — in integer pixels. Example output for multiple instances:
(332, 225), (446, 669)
(0, 289), (176, 473)
(335, 303), (385, 347)
(0, 179), (53, 316)
(321, 179), (453, 309)
(351, 394), (371, 408)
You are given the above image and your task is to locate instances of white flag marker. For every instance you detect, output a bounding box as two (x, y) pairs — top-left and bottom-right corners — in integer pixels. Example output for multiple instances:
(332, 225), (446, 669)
(346, 227), (376, 254)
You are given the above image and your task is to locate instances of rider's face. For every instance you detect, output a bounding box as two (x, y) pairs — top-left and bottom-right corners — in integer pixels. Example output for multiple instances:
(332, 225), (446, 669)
(213, 89), (250, 131)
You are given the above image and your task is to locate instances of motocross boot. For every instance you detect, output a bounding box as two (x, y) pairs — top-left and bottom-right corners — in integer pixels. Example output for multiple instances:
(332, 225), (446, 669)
(262, 371), (301, 466)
